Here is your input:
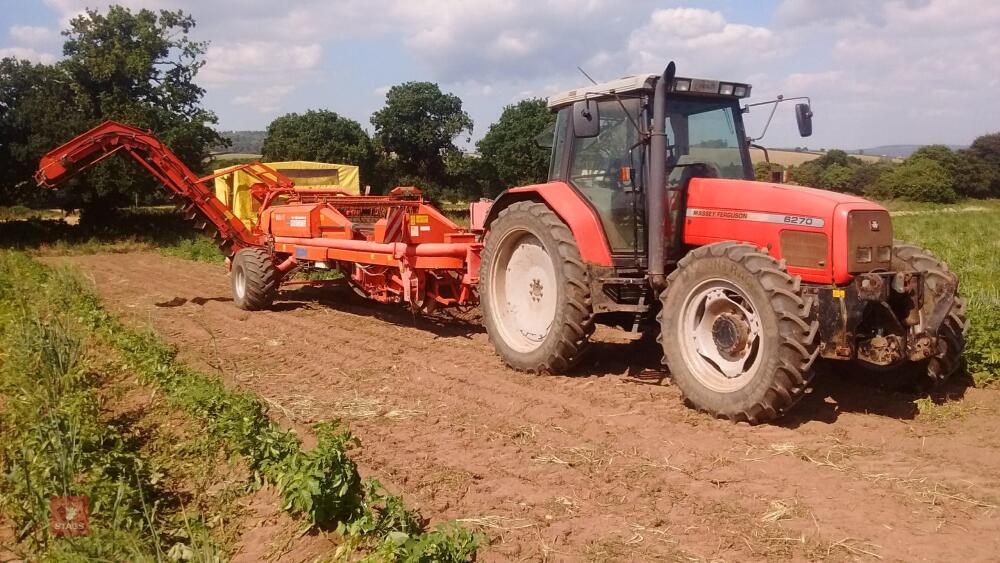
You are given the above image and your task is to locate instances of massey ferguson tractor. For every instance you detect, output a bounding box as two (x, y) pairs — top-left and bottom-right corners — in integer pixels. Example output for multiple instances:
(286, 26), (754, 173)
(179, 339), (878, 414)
(35, 62), (966, 424)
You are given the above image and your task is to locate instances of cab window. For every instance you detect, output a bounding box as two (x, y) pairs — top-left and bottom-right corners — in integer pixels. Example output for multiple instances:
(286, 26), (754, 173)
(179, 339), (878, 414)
(568, 98), (642, 253)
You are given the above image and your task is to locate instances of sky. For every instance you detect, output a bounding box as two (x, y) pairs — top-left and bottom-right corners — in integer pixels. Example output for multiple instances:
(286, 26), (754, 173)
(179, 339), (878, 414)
(1, 0), (998, 150)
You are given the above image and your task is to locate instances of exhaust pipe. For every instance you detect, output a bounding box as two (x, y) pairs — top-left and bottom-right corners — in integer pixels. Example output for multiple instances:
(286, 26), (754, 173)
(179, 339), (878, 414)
(647, 61), (675, 290)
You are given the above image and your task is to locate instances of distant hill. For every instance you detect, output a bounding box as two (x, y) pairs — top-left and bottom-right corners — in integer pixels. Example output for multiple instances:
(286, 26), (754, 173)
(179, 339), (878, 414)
(750, 148), (896, 167)
(851, 144), (967, 159)
(212, 131), (266, 155)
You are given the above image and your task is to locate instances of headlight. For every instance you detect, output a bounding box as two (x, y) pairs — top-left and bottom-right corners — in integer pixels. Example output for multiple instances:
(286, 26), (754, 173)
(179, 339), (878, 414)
(856, 247), (872, 263)
(673, 79), (691, 92)
(734, 85), (747, 97)
(877, 245), (892, 263)
(719, 83), (734, 96)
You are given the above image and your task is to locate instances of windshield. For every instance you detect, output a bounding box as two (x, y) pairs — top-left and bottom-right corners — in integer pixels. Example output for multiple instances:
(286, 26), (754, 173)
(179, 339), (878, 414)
(664, 98), (749, 184)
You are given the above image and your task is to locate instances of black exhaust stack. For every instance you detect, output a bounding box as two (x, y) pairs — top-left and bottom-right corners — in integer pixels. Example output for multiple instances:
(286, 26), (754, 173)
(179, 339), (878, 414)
(648, 61), (675, 290)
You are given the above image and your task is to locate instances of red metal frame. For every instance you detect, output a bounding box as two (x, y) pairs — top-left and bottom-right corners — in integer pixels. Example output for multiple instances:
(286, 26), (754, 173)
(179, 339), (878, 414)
(35, 121), (483, 310)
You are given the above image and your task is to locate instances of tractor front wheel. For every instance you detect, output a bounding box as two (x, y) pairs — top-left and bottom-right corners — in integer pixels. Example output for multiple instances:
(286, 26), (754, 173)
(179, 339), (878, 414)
(659, 242), (819, 424)
(231, 248), (279, 310)
(480, 201), (594, 373)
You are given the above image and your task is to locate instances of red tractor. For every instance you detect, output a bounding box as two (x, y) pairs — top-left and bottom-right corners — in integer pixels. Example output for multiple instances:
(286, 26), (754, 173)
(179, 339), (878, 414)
(36, 63), (966, 424)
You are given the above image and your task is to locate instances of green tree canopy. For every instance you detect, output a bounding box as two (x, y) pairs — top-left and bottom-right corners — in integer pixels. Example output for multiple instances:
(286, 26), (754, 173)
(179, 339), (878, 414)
(812, 149), (862, 169)
(370, 82), (472, 178)
(969, 132), (1000, 168)
(261, 110), (375, 184)
(867, 158), (957, 203)
(477, 98), (554, 195)
(907, 144), (994, 198)
(819, 163), (853, 192)
(0, 6), (221, 219)
(0, 59), (86, 207)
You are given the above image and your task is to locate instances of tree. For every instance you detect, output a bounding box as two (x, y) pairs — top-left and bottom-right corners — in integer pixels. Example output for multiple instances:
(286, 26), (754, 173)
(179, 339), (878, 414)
(0, 6), (221, 220)
(261, 110), (376, 185)
(789, 161), (822, 187)
(969, 132), (1000, 168)
(753, 161), (780, 182)
(907, 144), (993, 198)
(370, 82), (472, 179)
(477, 98), (554, 195)
(968, 132), (1000, 196)
(61, 6), (222, 217)
(867, 158), (957, 203)
(819, 163), (853, 192)
(848, 161), (892, 195)
(442, 151), (496, 202)
(0, 59), (86, 208)
(812, 149), (861, 169)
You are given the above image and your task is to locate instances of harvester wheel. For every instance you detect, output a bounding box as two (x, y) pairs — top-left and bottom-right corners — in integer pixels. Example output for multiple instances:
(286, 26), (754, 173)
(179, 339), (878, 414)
(856, 240), (968, 390)
(659, 242), (819, 424)
(231, 248), (279, 311)
(480, 201), (594, 373)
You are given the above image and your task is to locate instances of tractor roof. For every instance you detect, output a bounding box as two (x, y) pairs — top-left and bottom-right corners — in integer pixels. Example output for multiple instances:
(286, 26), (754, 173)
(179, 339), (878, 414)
(547, 74), (751, 109)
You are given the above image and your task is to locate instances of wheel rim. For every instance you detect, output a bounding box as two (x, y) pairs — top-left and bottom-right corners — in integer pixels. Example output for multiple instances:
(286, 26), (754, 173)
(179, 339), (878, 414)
(489, 229), (558, 353)
(234, 267), (247, 300)
(678, 278), (763, 392)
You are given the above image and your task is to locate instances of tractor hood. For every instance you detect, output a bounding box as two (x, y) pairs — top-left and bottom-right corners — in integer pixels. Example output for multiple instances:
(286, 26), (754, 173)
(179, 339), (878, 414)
(683, 178), (891, 285)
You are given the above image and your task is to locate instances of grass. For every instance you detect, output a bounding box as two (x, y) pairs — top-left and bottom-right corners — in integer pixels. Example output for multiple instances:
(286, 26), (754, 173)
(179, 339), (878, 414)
(0, 206), (224, 264)
(0, 253), (224, 560)
(0, 251), (482, 561)
(892, 200), (1000, 384)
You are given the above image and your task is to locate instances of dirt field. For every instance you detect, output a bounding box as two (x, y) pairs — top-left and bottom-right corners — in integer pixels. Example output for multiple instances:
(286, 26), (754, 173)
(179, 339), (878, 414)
(49, 253), (1000, 562)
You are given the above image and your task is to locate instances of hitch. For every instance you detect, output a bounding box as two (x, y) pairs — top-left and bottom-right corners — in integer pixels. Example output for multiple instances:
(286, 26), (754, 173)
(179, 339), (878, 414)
(814, 270), (956, 367)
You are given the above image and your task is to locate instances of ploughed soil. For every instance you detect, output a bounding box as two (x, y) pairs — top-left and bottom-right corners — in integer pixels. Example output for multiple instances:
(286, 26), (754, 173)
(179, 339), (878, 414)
(48, 252), (1000, 562)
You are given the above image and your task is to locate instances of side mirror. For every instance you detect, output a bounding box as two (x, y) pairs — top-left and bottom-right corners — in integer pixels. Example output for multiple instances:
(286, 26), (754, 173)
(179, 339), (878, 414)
(572, 99), (600, 138)
(795, 103), (813, 137)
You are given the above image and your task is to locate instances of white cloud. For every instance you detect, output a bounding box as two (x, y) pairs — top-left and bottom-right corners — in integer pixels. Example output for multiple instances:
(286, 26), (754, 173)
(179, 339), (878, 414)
(0, 47), (57, 64)
(9, 25), (58, 45)
(201, 42), (321, 85)
(628, 8), (781, 80)
(11, 0), (998, 146)
(233, 85), (294, 114)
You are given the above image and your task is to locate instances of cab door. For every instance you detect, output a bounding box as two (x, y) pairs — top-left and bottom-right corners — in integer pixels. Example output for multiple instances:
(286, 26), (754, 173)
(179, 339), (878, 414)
(558, 98), (645, 258)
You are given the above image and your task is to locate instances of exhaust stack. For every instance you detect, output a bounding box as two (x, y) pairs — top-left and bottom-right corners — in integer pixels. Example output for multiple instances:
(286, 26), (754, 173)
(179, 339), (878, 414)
(647, 61), (675, 289)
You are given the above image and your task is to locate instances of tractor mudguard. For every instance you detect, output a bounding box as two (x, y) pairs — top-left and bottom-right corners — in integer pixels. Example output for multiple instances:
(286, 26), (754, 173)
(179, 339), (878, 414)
(483, 182), (614, 267)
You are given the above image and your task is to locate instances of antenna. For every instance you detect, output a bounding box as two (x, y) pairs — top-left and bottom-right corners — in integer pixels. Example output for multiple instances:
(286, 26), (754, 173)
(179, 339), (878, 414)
(576, 66), (598, 85)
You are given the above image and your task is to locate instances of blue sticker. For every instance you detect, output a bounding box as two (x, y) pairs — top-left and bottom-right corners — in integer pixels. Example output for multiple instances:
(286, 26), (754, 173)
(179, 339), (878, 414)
(295, 247), (307, 258)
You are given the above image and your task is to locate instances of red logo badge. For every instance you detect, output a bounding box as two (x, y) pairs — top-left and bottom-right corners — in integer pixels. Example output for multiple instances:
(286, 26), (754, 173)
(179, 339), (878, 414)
(50, 496), (89, 536)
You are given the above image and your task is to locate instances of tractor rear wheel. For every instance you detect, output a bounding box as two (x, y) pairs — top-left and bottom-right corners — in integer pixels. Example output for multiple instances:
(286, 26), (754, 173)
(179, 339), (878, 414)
(231, 248), (279, 310)
(855, 240), (968, 390)
(480, 201), (594, 373)
(659, 242), (819, 424)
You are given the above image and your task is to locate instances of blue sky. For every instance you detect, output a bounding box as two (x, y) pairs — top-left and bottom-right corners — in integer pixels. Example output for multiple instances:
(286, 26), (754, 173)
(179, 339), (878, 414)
(2, 0), (998, 150)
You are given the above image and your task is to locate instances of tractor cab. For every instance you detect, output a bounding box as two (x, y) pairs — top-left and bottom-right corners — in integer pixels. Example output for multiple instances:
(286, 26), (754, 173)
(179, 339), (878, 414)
(543, 73), (758, 263)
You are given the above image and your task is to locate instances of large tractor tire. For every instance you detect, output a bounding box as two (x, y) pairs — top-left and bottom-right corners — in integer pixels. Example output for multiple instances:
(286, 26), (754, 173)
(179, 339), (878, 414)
(659, 242), (819, 424)
(480, 201), (595, 373)
(855, 240), (968, 389)
(231, 248), (279, 311)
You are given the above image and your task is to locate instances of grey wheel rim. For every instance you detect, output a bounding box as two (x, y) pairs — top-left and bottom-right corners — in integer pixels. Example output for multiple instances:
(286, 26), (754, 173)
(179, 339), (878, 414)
(489, 228), (558, 354)
(678, 278), (763, 392)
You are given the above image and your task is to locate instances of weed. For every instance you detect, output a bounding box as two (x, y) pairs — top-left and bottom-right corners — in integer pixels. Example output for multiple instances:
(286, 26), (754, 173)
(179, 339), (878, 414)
(912, 397), (977, 423)
(0, 253), (221, 560)
(0, 250), (482, 560)
(893, 202), (1000, 383)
